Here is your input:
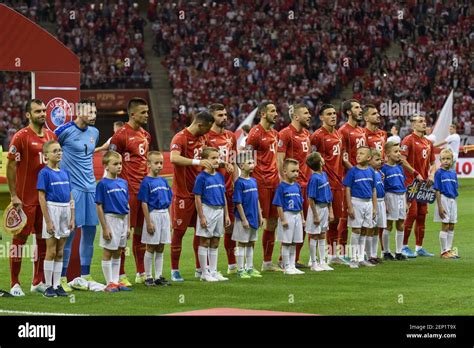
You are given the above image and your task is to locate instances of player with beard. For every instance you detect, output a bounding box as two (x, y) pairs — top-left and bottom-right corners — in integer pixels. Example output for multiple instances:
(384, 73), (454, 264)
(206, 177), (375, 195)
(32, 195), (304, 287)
(337, 99), (366, 261)
(109, 98), (152, 285)
(169, 111), (214, 281)
(246, 101), (282, 272)
(7, 99), (57, 296)
(363, 104), (388, 256)
(310, 104), (347, 265)
(204, 103), (239, 275)
(277, 103), (312, 268)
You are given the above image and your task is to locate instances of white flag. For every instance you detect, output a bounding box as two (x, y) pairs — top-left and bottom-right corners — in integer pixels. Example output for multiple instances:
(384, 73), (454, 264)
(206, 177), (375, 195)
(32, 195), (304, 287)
(432, 90), (453, 144)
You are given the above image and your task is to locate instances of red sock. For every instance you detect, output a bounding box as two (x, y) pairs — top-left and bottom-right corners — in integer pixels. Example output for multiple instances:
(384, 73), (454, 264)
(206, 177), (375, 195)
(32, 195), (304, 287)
(337, 219), (348, 257)
(33, 234), (46, 285)
(171, 229), (186, 270)
(415, 214), (426, 246)
(10, 237), (26, 288)
(262, 229), (275, 262)
(193, 233), (200, 269)
(403, 214), (416, 245)
(133, 234), (145, 274)
(295, 231), (305, 262)
(224, 233), (236, 265)
(327, 222), (338, 256)
(120, 250), (126, 275)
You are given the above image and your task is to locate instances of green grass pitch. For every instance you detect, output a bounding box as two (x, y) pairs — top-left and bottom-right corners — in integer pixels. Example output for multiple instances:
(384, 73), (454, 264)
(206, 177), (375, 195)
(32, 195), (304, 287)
(0, 180), (473, 315)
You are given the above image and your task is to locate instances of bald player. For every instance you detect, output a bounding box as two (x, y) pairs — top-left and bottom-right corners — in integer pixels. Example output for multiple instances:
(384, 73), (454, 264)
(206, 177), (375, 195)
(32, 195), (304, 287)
(310, 104), (348, 265)
(277, 103), (312, 268)
(169, 111), (214, 281)
(204, 103), (239, 274)
(246, 101), (282, 272)
(7, 99), (57, 296)
(109, 98), (152, 285)
(400, 114), (436, 258)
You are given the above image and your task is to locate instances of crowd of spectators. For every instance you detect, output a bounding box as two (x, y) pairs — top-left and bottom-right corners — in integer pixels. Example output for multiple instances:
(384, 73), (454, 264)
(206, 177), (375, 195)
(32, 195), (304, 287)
(349, 0), (473, 135)
(55, 0), (151, 89)
(150, 0), (397, 132)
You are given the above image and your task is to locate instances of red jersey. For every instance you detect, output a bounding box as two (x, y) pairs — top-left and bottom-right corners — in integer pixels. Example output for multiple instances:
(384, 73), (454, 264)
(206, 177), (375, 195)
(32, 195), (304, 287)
(278, 124), (312, 187)
(110, 123), (151, 193)
(246, 124), (279, 188)
(204, 129), (237, 192)
(400, 132), (435, 185)
(310, 127), (344, 189)
(338, 122), (367, 166)
(170, 128), (207, 198)
(365, 128), (387, 157)
(7, 126), (56, 206)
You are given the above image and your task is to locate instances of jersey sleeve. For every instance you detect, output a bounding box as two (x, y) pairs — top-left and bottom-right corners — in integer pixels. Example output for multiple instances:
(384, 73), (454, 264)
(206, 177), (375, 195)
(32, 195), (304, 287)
(432, 170), (441, 191)
(95, 181), (105, 205)
(218, 173), (226, 193)
(109, 131), (125, 154)
(400, 136), (411, 157)
(307, 176), (317, 200)
(36, 169), (48, 192)
(137, 179), (149, 203)
(271, 185), (283, 206)
(277, 129), (290, 153)
(7, 132), (24, 161)
(192, 174), (205, 196)
(342, 168), (354, 187)
(245, 128), (259, 151)
(233, 180), (243, 204)
(170, 134), (185, 154)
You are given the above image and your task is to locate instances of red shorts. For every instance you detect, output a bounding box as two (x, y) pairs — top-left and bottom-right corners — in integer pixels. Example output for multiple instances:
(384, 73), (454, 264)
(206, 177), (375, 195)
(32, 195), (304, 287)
(170, 196), (197, 230)
(331, 188), (346, 220)
(226, 191), (235, 223)
(18, 204), (43, 237)
(258, 186), (278, 220)
(407, 200), (428, 217)
(129, 193), (145, 229)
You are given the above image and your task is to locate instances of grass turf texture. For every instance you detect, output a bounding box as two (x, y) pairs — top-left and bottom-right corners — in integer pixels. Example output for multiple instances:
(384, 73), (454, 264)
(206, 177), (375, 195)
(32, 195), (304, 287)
(0, 179), (473, 315)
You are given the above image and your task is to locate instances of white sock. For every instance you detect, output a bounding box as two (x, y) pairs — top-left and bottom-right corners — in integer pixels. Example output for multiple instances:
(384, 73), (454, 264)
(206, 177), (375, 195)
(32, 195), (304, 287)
(396, 231), (404, 254)
(382, 229), (390, 253)
(236, 246), (245, 270)
(371, 235), (379, 258)
(209, 247), (218, 273)
(309, 239), (317, 263)
(154, 252), (163, 279)
(289, 245), (296, 269)
(350, 233), (360, 261)
(318, 239), (326, 264)
(44, 260), (54, 287)
(111, 258), (120, 284)
(144, 251), (153, 279)
(198, 246), (208, 274)
(101, 260), (112, 284)
(365, 236), (372, 259)
(359, 235), (366, 262)
(447, 230), (454, 250)
(439, 231), (448, 253)
(281, 245), (290, 270)
(415, 245), (422, 251)
(245, 246), (254, 269)
(53, 261), (62, 289)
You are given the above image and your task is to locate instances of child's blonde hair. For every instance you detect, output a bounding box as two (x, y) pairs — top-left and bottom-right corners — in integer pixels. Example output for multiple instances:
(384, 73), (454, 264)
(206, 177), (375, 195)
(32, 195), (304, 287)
(103, 151), (122, 165)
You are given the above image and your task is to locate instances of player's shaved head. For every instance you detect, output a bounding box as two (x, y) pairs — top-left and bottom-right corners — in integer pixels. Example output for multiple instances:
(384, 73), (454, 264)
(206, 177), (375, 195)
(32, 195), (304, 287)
(127, 97), (148, 114)
(103, 151), (122, 165)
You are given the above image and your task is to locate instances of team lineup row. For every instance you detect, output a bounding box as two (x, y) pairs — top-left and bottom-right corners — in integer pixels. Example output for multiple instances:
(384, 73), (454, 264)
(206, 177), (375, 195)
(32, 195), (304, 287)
(4, 98), (459, 297)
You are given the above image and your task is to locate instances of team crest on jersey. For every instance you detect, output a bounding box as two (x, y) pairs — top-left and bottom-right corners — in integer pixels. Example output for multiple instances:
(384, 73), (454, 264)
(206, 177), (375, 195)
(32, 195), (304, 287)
(400, 145), (407, 152)
(90, 137), (95, 144)
(45, 97), (73, 131)
(9, 145), (17, 154)
(171, 143), (179, 150)
(176, 219), (182, 226)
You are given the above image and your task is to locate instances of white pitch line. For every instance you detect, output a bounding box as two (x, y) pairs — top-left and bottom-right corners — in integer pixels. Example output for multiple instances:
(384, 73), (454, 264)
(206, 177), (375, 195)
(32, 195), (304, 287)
(0, 309), (88, 316)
